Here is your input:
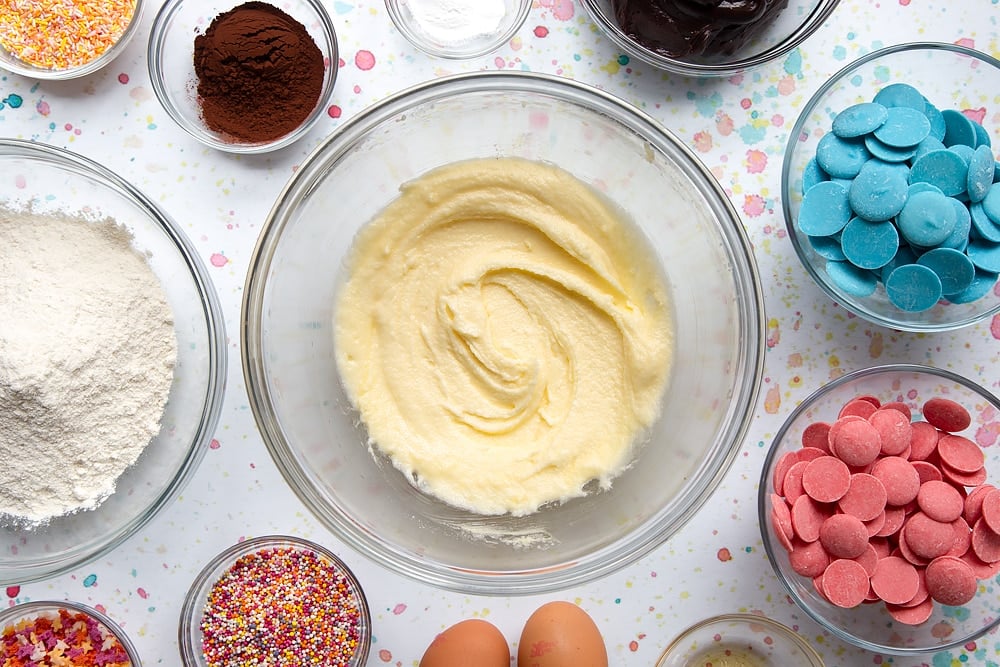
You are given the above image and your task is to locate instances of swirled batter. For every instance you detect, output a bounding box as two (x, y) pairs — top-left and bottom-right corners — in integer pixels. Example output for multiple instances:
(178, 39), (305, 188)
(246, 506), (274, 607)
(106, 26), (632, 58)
(334, 158), (673, 516)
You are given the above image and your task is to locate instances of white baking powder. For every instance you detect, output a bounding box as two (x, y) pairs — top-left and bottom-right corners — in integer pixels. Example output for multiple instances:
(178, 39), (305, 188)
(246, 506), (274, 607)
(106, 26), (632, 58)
(405, 0), (507, 44)
(0, 207), (177, 524)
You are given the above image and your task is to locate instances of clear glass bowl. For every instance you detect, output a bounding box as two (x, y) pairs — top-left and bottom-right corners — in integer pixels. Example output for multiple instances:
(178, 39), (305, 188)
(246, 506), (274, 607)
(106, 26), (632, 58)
(656, 614), (824, 666)
(178, 535), (371, 667)
(0, 0), (144, 80)
(385, 0), (531, 59)
(759, 364), (1000, 655)
(0, 600), (142, 666)
(782, 43), (1000, 332)
(580, 0), (840, 77)
(0, 139), (226, 585)
(147, 0), (339, 153)
(242, 71), (765, 594)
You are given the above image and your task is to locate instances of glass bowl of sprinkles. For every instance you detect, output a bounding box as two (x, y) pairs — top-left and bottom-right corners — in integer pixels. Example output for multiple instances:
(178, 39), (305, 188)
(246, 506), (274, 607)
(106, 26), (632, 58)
(147, 0), (339, 153)
(0, 0), (144, 80)
(580, 0), (840, 77)
(782, 42), (1000, 332)
(0, 140), (226, 585)
(656, 614), (824, 667)
(759, 364), (1000, 655)
(0, 600), (141, 666)
(179, 535), (371, 667)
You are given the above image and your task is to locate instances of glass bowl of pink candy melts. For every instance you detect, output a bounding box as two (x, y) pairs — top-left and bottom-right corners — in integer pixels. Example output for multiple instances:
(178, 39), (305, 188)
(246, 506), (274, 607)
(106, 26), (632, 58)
(782, 43), (1000, 332)
(759, 364), (1000, 655)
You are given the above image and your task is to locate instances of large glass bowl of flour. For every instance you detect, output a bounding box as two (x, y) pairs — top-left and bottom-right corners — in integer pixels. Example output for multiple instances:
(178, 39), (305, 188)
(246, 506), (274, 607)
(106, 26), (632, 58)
(243, 72), (765, 594)
(0, 140), (226, 584)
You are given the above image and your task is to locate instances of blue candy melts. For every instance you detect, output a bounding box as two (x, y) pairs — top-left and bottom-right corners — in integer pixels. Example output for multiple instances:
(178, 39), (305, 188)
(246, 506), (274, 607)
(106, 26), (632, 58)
(968, 146), (994, 203)
(873, 83), (925, 110)
(799, 181), (852, 236)
(915, 136), (947, 161)
(942, 197), (973, 251)
(880, 245), (919, 283)
(833, 102), (889, 138)
(873, 106), (931, 148)
(982, 185), (1000, 225)
(841, 217), (899, 269)
(816, 133), (871, 178)
(967, 239), (1000, 273)
(795, 81), (1000, 310)
(970, 201), (1000, 242)
(909, 149), (969, 197)
(802, 157), (828, 193)
(849, 159), (909, 221)
(908, 182), (944, 197)
(949, 144), (975, 165)
(897, 190), (958, 246)
(864, 135), (917, 163)
(917, 247), (976, 295)
(924, 102), (947, 141)
(885, 263), (943, 312)
(809, 235), (847, 261)
(947, 270), (999, 304)
(974, 121), (992, 148)
(826, 260), (878, 297)
(942, 109), (978, 148)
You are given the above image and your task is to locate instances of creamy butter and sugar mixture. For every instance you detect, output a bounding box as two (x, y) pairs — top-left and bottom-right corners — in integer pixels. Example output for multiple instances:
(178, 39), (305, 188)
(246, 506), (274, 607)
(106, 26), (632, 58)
(334, 157), (673, 516)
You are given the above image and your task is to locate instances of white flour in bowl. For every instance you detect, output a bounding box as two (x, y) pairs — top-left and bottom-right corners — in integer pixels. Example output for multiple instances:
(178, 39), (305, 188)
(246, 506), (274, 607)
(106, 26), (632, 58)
(0, 206), (177, 524)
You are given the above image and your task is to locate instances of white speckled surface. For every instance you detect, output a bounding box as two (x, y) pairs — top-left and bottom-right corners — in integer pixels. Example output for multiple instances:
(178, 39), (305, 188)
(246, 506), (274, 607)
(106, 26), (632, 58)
(2, 1), (1000, 665)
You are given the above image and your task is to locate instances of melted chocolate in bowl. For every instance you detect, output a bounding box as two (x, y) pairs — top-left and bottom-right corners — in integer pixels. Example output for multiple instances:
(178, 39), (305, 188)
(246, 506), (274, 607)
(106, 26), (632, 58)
(611, 0), (789, 58)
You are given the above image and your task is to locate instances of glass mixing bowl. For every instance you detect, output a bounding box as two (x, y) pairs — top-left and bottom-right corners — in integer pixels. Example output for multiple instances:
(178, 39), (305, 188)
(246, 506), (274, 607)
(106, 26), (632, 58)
(242, 71), (765, 594)
(782, 43), (1000, 332)
(0, 600), (142, 666)
(0, 0), (144, 80)
(580, 0), (840, 77)
(656, 614), (825, 667)
(0, 140), (226, 584)
(759, 364), (1000, 655)
(147, 0), (339, 153)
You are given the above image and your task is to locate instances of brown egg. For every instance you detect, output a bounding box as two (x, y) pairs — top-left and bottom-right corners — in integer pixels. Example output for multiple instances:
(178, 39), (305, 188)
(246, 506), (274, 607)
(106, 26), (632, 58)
(517, 601), (608, 667)
(419, 618), (510, 667)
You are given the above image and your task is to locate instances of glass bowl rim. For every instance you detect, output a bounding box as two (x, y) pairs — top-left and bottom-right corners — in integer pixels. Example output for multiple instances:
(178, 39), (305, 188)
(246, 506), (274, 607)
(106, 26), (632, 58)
(0, 138), (227, 585)
(578, 0), (841, 77)
(0, 0), (145, 80)
(383, 0), (532, 60)
(146, 0), (340, 154)
(0, 599), (143, 665)
(177, 534), (372, 666)
(780, 41), (1000, 332)
(655, 612), (825, 666)
(757, 362), (1000, 655)
(241, 69), (766, 595)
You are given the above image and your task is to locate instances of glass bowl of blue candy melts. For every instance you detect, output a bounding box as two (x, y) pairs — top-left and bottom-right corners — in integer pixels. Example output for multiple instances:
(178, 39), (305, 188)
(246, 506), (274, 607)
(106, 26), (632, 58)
(782, 42), (1000, 331)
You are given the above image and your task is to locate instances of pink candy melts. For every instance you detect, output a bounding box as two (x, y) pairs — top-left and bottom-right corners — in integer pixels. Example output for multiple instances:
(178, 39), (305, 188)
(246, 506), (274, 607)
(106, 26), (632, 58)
(769, 392), (996, 625)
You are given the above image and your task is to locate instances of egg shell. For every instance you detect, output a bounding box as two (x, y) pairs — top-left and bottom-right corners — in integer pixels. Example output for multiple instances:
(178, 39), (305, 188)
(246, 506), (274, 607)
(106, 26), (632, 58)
(517, 601), (608, 667)
(419, 618), (510, 667)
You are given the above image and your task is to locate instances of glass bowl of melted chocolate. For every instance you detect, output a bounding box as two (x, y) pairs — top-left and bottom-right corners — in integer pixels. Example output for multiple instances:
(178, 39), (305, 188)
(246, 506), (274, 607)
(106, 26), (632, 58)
(581, 0), (840, 76)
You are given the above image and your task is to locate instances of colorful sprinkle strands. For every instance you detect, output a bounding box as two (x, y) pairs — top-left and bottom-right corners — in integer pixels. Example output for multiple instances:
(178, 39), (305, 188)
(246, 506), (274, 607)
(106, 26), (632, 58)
(200, 546), (365, 667)
(0, 607), (132, 667)
(0, 0), (137, 70)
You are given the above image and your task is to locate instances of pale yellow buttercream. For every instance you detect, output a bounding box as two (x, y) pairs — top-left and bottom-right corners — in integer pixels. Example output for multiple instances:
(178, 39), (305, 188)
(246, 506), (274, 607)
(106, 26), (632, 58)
(334, 157), (673, 516)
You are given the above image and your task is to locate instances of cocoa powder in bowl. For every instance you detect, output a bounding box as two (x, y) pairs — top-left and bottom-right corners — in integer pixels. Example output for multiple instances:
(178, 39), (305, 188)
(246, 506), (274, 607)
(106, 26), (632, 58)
(194, 1), (326, 144)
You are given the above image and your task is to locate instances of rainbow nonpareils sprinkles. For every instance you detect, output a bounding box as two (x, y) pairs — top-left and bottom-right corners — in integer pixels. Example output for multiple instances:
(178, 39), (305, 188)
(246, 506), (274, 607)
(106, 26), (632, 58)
(199, 542), (367, 667)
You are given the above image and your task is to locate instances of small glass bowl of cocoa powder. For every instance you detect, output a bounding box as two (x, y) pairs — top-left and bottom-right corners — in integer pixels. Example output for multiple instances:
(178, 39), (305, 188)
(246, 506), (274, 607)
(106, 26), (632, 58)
(148, 0), (339, 153)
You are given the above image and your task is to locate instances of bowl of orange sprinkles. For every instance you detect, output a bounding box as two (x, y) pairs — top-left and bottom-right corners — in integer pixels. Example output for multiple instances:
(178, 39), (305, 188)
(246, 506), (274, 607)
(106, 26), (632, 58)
(0, 600), (140, 666)
(0, 0), (143, 79)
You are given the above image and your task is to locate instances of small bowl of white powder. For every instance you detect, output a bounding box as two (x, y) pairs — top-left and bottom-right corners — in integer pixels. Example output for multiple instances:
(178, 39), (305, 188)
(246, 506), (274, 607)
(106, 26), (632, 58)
(0, 140), (226, 585)
(385, 0), (531, 59)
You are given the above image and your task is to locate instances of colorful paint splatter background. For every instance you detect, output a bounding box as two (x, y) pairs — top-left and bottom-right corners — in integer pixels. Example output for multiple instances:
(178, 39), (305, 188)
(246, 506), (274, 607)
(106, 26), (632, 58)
(2, 1), (1000, 666)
